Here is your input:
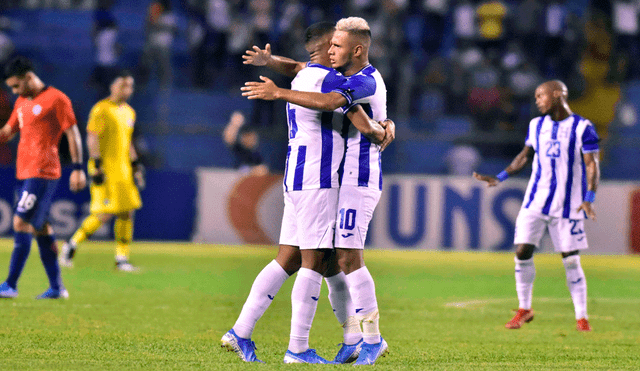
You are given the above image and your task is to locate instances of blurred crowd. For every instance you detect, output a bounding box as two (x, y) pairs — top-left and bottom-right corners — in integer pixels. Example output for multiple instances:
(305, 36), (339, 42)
(1, 0), (637, 162)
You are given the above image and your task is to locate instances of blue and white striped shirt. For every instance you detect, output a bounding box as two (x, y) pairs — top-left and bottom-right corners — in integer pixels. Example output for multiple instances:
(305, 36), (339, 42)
(283, 63), (346, 191)
(332, 64), (387, 190)
(522, 114), (600, 219)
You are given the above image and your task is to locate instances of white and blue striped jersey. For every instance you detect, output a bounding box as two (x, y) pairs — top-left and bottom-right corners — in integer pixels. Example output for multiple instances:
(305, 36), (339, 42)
(332, 64), (387, 190)
(522, 114), (600, 219)
(283, 63), (347, 191)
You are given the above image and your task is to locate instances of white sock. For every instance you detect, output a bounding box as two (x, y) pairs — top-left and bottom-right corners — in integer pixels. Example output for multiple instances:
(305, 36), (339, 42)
(289, 268), (323, 353)
(563, 255), (588, 319)
(233, 260), (290, 339)
(515, 257), (535, 310)
(345, 266), (380, 344)
(325, 272), (361, 345)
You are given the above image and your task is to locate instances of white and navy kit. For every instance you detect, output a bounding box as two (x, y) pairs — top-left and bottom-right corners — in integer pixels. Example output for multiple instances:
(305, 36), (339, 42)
(279, 63), (346, 249)
(515, 114), (600, 251)
(332, 64), (388, 249)
(333, 64), (387, 190)
(282, 63), (347, 191)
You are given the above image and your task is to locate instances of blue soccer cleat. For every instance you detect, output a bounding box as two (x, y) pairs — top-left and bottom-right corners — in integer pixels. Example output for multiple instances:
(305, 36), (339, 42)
(220, 329), (263, 363)
(283, 348), (331, 364)
(35, 287), (69, 299)
(0, 282), (18, 298)
(332, 339), (363, 364)
(354, 337), (389, 365)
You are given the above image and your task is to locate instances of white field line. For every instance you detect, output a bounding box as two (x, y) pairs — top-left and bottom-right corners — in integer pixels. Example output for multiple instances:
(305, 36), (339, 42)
(445, 297), (640, 308)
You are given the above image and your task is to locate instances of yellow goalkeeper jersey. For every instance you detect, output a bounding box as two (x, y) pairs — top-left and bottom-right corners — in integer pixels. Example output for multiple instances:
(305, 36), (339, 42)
(87, 99), (136, 182)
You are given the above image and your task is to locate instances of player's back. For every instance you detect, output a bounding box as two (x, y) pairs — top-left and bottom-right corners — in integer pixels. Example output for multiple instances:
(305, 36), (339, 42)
(522, 113), (599, 219)
(339, 64), (387, 190)
(87, 99), (136, 181)
(283, 63), (346, 191)
(8, 86), (77, 180)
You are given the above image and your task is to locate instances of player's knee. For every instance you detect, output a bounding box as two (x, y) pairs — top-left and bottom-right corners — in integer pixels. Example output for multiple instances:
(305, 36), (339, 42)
(12, 215), (31, 233)
(515, 244), (534, 260)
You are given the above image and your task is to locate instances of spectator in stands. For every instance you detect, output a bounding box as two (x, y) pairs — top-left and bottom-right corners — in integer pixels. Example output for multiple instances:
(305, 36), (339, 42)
(445, 144), (481, 176)
(0, 16), (15, 66)
(476, 0), (508, 54)
(466, 55), (503, 131)
(513, 0), (543, 61)
(612, 0), (640, 78)
(140, 0), (176, 90)
(223, 111), (268, 176)
(91, 1), (120, 98)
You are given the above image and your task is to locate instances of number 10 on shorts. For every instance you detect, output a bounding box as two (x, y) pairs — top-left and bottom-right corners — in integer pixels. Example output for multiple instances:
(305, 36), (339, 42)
(339, 208), (357, 230)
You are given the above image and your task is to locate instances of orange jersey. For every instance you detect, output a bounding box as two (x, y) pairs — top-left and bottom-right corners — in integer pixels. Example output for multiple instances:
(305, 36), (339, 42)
(6, 86), (77, 180)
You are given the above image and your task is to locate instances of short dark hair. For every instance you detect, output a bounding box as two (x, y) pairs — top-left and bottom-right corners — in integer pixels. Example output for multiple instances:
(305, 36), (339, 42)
(304, 21), (335, 44)
(4, 56), (34, 79)
(114, 69), (133, 81)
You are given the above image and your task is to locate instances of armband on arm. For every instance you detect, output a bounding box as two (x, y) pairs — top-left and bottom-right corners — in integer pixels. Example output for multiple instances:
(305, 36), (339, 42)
(584, 190), (595, 203)
(496, 170), (509, 182)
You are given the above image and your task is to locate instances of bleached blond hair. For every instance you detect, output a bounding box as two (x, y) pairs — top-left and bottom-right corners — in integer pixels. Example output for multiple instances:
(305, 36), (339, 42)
(335, 17), (371, 48)
(336, 17), (370, 33)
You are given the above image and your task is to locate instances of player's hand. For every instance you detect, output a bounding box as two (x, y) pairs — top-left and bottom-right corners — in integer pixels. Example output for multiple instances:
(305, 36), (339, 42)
(379, 119), (395, 151)
(133, 162), (146, 190)
(473, 172), (499, 187)
(577, 201), (597, 221)
(242, 44), (272, 66)
(91, 169), (105, 185)
(69, 169), (87, 192)
(241, 76), (279, 100)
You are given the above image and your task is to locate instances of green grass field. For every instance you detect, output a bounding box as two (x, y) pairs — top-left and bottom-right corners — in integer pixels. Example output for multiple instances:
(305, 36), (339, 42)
(0, 239), (639, 370)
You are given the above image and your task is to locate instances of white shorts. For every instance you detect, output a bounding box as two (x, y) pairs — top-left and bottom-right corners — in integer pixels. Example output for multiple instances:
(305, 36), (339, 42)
(334, 185), (382, 249)
(279, 188), (339, 250)
(514, 208), (588, 252)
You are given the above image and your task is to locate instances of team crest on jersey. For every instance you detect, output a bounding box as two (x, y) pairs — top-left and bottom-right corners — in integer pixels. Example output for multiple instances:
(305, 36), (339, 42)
(32, 104), (42, 115)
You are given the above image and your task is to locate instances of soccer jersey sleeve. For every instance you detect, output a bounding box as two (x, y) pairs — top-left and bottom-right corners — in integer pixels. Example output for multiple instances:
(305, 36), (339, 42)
(6, 105), (20, 132)
(581, 122), (600, 153)
(87, 103), (107, 134)
(332, 74), (376, 114)
(55, 94), (77, 131)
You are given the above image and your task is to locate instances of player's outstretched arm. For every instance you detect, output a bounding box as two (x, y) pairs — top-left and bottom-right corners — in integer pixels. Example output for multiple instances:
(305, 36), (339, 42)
(242, 44), (305, 78)
(473, 145), (534, 187)
(65, 125), (86, 192)
(577, 151), (600, 221)
(242, 76), (347, 111)
(222, 111), (245, 146)
(346, 105), (385, 144)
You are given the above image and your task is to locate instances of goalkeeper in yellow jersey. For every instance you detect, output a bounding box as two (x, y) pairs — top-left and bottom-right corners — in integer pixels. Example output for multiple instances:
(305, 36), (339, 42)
(60, 71), (144, 272)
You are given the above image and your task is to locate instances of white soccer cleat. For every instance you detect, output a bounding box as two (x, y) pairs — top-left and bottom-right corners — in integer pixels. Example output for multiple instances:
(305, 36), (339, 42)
(115, 261), (140, 272)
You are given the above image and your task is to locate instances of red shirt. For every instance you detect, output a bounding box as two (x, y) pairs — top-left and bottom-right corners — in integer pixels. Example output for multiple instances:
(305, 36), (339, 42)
(6, 86), (76, 180)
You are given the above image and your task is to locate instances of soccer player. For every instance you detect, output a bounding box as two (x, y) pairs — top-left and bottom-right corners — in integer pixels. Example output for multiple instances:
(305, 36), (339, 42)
(473, 80), (599, 332)
(59, 71), (144, 272)
(0, 56), (86, 299)
(221, 22), (393, 364)
(241, 17), (390, 365)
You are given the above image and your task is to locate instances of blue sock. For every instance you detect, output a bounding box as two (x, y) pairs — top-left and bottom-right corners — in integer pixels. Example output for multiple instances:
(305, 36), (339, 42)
(36, 234), (62, 291)
(6, 232), (33, 289)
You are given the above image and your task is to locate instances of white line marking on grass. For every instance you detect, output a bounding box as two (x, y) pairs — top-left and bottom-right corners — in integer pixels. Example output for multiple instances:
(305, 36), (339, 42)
(445, 297), (640, 308)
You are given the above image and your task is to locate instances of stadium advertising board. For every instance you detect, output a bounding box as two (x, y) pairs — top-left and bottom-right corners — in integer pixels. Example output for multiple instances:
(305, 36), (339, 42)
(194, 169), (638, 254)
(0, 168), (196, 241)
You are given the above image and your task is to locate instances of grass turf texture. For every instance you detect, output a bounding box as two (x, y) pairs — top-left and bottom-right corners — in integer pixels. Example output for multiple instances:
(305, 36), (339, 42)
(0, 239), (639, 370)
